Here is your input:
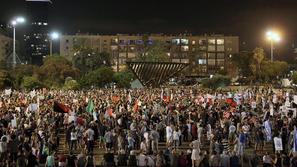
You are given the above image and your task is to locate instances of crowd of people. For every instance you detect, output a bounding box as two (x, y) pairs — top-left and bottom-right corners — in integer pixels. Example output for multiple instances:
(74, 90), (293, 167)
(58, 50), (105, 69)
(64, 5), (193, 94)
(1, 86), (297, 167)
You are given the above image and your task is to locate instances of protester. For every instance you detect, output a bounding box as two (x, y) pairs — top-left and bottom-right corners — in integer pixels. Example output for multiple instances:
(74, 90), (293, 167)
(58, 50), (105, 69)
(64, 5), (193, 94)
(1, 86), (297, 167)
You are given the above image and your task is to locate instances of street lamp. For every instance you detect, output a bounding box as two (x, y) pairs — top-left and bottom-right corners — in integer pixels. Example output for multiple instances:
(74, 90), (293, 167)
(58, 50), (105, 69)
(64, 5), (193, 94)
(49, 31), (60, 57)
(11, 16), (25, 68)
(266, 30), (281, 61)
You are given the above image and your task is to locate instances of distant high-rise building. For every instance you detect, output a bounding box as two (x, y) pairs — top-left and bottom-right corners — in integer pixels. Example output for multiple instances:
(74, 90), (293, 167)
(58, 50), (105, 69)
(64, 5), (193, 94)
(24, 0), (52, 65)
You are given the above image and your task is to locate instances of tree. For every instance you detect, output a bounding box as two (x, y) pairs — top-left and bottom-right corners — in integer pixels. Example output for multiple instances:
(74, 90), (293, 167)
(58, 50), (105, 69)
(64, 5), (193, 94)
(64, 77), (79, 90)
(22, 76), (43, 89)
(201, 75), (231, 89)
(73, 48), (112, 74)
(80, 67), (114, 87)
(38, 55), (80, 87)
(250, 47), (265, 79)
(137, 40), (170, 62)
(10, 64), (39, 88)
(0, 69), (12, 89)
(231, 51), (253, 77)
(113, 70), (134, 88)
(260, 60), (288, 82)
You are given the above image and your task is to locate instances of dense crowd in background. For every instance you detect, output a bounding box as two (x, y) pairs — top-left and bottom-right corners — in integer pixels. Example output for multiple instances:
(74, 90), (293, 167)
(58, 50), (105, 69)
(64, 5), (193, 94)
(1, 87), (297, 167)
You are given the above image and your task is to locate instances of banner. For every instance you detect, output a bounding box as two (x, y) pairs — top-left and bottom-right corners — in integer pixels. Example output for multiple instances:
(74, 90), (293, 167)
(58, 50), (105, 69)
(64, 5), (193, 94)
(274, 137), (283, 151)
(5, 89), (12, 96)
(28, 103), (38, 112)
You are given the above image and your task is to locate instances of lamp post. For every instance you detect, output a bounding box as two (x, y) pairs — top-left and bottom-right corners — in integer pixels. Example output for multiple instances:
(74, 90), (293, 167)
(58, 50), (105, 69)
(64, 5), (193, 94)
(266, 31), (281, 61)
(11, 17), (25, 68)
(49, 32), (59, 56)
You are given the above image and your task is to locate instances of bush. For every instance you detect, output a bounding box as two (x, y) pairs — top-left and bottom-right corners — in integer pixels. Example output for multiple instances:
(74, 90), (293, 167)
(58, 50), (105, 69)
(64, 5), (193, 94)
(22, 76), (43, 89)
(64, 77), (79, 90)
(113, 70), (134, 88)
(80, 67), (114, 87)
(201, 75), (231, 89)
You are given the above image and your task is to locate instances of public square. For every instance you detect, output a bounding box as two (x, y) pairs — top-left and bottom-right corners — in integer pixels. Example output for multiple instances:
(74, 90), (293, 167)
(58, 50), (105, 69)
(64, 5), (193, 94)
(1, 0), (297, 167)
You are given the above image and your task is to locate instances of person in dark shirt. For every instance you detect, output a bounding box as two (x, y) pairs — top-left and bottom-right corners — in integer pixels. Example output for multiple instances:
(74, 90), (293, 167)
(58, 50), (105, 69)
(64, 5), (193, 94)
(103, 150), (115, 166)
(67, 152), (77, 167)
(27, 150), (39, 167)
(117, 149), (128, 166)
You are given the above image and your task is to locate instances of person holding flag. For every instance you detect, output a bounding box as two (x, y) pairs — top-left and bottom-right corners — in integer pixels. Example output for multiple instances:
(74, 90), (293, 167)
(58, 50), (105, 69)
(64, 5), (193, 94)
(86, 99), (94, 114)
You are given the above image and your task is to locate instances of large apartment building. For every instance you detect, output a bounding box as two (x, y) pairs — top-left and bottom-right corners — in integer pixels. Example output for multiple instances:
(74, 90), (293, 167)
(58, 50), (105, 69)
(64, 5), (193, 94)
(60, 34), (239, 76)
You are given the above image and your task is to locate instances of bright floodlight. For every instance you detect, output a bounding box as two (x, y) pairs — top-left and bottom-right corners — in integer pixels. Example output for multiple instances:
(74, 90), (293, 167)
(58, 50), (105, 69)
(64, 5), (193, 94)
(11, 20), (17, 26)
(16, 17), (25, 23)
(266, 30), (281, 42)
(50, 32), (59, 40)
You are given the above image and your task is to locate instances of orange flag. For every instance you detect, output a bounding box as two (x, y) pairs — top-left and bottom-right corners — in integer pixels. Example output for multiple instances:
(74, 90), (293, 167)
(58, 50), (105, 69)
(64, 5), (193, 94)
(107, 107), (113, 116)
(133, 99), (138, 112)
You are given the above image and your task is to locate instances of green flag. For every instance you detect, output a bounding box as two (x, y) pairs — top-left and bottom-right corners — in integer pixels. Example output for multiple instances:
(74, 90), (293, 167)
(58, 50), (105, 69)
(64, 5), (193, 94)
(86, 99), (94, 114)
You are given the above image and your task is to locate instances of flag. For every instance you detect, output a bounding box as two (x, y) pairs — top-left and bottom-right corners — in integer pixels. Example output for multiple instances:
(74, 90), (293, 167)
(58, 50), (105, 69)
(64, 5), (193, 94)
(293, 127), (297, 151)
(53, 101), (70, 113)
(86, 99), (94, 114)
(106, 107), (113, 116)
(28, 103), (38, 112)
(264, 120), (272, 141)
(133, 99), (138, 112)
(226, 98), (237, 107)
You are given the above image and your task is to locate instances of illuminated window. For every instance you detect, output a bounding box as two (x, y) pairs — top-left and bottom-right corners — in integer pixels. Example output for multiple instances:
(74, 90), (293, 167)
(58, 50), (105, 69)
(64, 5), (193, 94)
(199, 39), (207, 45)
(192, 40), (196, 45)
(181, 39), (189, 45)
(217, 39), (224, 45)
(111, 38), (118, 44)
(217, 45), (224, 52)
(136, 40), (143, 45)
(198, 59), (207, 65)
(208, 39), (216, 45)
(208, 45), (216, 51)
(181, 46), (189, 51)
(208, 59), (216, 66)
(147, 39), (153, 45)
(43, 23), (48, 26)
(172, 39), (180, 45)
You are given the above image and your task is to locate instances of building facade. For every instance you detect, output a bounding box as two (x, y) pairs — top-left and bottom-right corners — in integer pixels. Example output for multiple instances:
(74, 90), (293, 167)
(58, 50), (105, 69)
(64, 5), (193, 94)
(60, 34), (239, 76)
(24, 0), (52, 65)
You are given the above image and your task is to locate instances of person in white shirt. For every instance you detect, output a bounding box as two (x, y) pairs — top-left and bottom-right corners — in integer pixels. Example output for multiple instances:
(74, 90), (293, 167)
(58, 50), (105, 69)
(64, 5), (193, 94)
(70, 128), (77, 151)
(85, 126), (95, 153)
(197, 123), (203, 144)
(137, 152), (148, 167)
(173, 127), (180, 149)
(166, 124), (173, 146)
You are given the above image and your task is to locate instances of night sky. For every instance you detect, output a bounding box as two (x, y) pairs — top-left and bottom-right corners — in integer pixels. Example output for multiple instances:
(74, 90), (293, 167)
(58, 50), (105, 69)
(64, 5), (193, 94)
(1, 0), (297, 60)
